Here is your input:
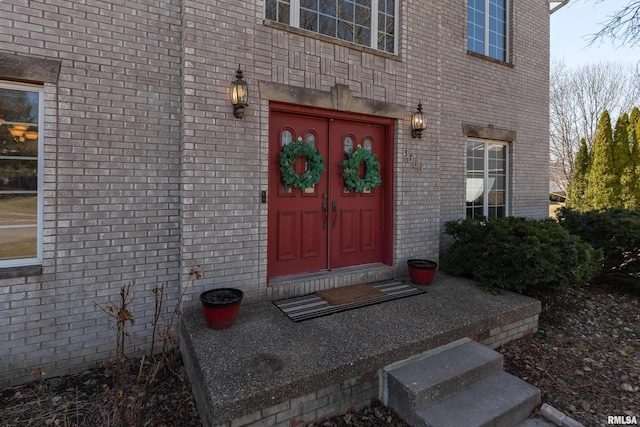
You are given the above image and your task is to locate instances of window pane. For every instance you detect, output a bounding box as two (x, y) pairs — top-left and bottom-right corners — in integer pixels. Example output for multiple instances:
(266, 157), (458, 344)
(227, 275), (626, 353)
(301, 10), (318, 31)
(0, 195), (37, 260)
(344, 136), (354, 155)
(338, 20), (354, 42)
(301, 0), (317, 10)
(0, 159), (38, 191)
(270, 0), (393, 52)
(355, 25), (370, 46)
(320, 0), (337, 16)
(0, 85), (40, 263)
(318, 15), (337, 37)
(266, 0), (278, 20)
(467, 0), (506, 61)
(364, 138), (372, 153)
(281, 130), (293, 146)
(266, 0), (291, 23)
(339, 1), (354, 20)
(305, 133), (316, 147)
(354, 4), (369, 25)
(466, 140), (508, 219)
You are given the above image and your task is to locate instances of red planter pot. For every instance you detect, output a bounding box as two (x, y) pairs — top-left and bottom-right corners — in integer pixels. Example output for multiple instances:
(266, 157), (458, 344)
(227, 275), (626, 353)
(407, 259), (438, 286)
(199, 288), (244, 330)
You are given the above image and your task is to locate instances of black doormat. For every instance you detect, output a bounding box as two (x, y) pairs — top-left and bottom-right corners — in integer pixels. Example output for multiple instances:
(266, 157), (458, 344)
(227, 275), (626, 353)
(273, 279), (426, 322)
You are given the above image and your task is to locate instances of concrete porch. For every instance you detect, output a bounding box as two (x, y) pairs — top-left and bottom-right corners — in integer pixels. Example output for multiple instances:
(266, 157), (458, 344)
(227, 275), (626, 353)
(179, 273), (541, 427)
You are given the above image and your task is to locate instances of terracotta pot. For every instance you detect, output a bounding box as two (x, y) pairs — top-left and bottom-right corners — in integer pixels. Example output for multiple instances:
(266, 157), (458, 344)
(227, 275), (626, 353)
(199, 288), (244, 330)
(407, 259), (438, 286)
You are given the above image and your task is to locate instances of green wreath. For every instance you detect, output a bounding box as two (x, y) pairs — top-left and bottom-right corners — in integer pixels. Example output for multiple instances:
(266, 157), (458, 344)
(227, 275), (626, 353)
(340, 146), (382, 193)
(279, 137), (325, 190)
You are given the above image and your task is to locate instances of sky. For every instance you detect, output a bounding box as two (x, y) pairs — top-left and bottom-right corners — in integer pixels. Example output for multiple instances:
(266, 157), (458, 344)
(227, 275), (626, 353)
(550, 0), (640, 68)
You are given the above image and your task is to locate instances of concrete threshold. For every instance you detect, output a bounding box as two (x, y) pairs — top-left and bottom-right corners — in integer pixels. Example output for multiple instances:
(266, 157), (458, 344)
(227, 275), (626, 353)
(179, 272), (541, 426)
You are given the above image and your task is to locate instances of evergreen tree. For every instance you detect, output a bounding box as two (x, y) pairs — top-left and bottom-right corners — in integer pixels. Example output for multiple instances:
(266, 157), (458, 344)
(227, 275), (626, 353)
(616, 107), (640, 209)
(628, 106), (640, 146)
(614, 113), (632, 206)
(569, 138), (591, 210)
(585, 110), (619, 210)
(634, 117), (640, 203)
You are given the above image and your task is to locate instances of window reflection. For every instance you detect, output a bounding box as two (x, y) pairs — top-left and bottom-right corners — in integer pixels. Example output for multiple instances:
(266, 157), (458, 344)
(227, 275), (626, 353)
(282, 130), (293, 146)
(466, 140), (507, 219)
(344, 136), (354, 156)
(267, 0), (396, 53)
(363, 138), (372, 153)
(0, 85), (40, 263)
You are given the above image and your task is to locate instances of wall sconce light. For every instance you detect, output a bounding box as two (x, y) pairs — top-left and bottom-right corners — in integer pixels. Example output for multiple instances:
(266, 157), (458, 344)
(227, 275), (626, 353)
(230, 66), (249, 119)
(411, 102), (427, 139)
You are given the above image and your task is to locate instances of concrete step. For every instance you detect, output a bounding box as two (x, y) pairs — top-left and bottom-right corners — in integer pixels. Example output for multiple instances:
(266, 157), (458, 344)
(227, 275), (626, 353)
(417, 371), (540, 427)
(383, 338), (541, 427)
(384, 338), (504, 423)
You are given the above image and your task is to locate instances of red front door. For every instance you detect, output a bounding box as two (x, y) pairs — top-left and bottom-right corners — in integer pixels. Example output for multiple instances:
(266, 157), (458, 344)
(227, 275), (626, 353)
(329, 120), (384, 269)
(268, 105), (391, 279)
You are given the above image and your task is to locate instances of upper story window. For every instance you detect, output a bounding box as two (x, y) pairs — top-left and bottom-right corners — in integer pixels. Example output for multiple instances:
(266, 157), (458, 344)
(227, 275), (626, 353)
(467, 0), (508, 62)
(266, 0), (398, 54)
(0, 82), (43, 268)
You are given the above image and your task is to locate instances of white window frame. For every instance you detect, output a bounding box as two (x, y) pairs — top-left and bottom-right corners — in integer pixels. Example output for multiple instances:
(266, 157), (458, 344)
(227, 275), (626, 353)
(468, 0), (510, 62)
(269, 0), (399, 54)
(0, 81), (44, 268)
(466, 138), (510, 219)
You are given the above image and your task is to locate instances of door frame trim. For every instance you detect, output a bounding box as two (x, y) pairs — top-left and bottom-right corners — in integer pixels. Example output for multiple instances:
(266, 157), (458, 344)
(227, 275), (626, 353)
(268, 102), (395, 277)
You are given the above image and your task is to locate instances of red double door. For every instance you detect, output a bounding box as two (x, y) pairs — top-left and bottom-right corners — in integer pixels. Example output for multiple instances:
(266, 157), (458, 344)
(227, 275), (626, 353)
(268, 105), (392, 279)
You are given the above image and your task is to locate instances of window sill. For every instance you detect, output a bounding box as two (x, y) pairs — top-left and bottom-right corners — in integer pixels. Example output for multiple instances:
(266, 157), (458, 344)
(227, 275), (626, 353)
(0, 265), (43, 280)
(263, 20), (401, 62)
(466, 51), (514, 68)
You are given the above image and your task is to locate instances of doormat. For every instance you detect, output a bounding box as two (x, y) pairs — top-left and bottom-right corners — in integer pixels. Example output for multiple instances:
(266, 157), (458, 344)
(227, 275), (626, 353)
(273, 279), (426, 322)
(316, 283), (386, 305)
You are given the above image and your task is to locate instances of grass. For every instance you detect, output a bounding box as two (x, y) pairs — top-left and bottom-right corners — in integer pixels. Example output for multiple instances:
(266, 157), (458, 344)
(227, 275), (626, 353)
(0, 238), (36, 259)
(0, 195), (37, 223)
(0, 195), (37, 259)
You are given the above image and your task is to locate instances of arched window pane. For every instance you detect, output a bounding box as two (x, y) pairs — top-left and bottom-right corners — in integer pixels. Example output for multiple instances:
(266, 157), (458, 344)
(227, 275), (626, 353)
(364, 138), (372, 153)
(282, 130), (293, 146)
(305, 133), (315, 147)
(344, 136), (354, 156)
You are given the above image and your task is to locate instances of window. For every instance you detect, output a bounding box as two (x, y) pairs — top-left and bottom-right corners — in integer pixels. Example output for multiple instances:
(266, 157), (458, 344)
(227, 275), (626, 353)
(466, 139), (508, 219)
(265, 0), (398, 54)
(0, 82), (43, 267)
(467, 0), (508, 62)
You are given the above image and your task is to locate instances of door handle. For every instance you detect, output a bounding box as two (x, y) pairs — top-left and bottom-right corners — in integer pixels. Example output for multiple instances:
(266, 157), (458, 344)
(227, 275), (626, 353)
(321, 193), (328, 229)
(331, 200), (337, 229)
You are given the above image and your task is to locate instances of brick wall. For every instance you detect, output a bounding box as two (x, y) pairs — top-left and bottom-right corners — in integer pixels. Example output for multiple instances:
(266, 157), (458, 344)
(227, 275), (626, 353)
(210, 373), (379, 427)
(0, 0), (183, 385)
(0, 0), (549, 386)
(475, 314), (540, 349)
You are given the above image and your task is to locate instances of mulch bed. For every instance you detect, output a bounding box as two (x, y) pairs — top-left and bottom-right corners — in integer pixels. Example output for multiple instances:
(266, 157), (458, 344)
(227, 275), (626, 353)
(499, 281), (640, 426)
(1, 281), (638, 426)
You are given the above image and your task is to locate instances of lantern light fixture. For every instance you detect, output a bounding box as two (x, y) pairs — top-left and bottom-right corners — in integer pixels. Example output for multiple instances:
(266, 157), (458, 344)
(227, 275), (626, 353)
(230, 66), (249, 119)
(411, 102), (427, 139)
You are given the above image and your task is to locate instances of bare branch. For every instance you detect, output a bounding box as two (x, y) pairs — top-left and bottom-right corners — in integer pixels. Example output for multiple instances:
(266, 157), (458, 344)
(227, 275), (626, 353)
(590, 0), (640, 47)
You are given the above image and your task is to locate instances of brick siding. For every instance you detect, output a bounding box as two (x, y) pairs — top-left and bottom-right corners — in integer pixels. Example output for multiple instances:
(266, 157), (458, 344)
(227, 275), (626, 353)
(0, 0), (549, 386)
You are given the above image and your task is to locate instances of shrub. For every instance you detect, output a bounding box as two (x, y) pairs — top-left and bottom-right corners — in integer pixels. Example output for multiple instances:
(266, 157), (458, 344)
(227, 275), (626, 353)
(556, 207), (640, 277)
(441, 216), (601, 294)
